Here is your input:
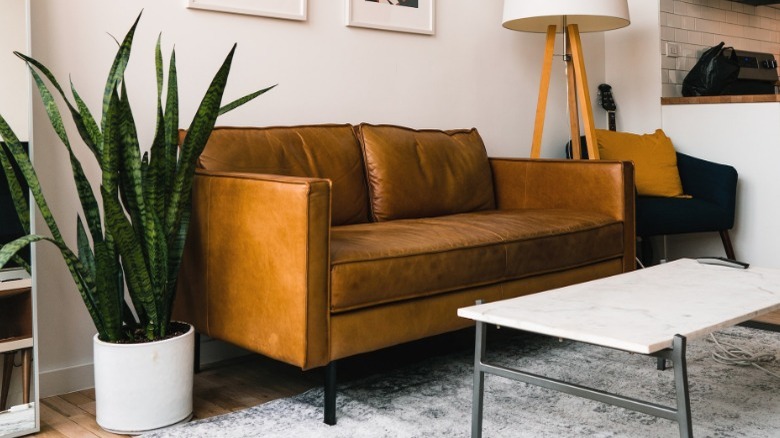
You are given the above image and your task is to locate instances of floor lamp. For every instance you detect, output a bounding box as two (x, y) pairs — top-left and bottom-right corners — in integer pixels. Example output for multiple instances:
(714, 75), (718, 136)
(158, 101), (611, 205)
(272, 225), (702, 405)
(502, 0), (629, 160)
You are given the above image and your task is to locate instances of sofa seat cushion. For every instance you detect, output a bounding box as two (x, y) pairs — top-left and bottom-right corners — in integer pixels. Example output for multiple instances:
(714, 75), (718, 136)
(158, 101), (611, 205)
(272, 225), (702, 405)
(636, 196), (732, 236)
(329, 209), (624, 312)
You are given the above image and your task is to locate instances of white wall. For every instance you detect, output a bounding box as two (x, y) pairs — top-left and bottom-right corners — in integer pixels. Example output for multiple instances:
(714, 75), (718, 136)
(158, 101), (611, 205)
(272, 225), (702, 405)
(29, 0), (608, 396)
(0, 0), (29, 139)
(605, 0), (662, 134)
(661, 103), (780, 268)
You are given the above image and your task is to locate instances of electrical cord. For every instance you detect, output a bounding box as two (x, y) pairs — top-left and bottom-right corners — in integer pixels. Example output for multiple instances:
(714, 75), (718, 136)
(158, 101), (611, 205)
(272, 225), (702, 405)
(708, 333), (780, 379)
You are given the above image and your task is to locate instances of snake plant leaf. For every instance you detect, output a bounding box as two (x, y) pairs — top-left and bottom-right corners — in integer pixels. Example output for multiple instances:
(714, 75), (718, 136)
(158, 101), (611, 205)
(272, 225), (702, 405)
(117, 82), (167, 298)
(155, 34), (164, 104)
(0, 108), (67, 246)
(141, 152), (151, 211)
(28, 69), (71, 149)
(0, 146), (29, 232)
(0, 234), (103, 335)
(147, 107), (165, 220)
(28, 68), (103, 245)
(166, 45), (235, 238)
(218, 84), (277, 116)
(102, 186), (158, 339)
(0, 118), (30, 234)
(9, 254), (30, 273)
(162, 203), (190, 330)
(100, 12), (140, 138)
(70, 81), (103, 158)
(148, 37), (167, 222)
(76, 215), (96, 276)
(119, 84), (162, 266)
(121, 298), (139, 332)
(101, 87), (121, 196)
(117, 81), (146, 232)
(163, 47), (179, 216)
(13, 52), (102, 159)
(93, 238), (122, 341)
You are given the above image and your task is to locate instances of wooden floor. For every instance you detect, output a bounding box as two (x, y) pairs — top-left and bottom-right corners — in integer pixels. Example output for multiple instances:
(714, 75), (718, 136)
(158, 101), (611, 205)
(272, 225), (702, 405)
(31, 329), (477, 437)
(34, 354), (321, 437)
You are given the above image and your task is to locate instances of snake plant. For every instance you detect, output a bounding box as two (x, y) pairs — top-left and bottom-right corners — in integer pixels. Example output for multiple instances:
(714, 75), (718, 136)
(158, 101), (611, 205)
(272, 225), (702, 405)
(0, 13), (274, 342)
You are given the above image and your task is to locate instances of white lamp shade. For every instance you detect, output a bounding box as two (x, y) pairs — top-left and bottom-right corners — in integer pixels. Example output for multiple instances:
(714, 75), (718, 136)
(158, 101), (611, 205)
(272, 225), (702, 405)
(503, 0), (630, 33)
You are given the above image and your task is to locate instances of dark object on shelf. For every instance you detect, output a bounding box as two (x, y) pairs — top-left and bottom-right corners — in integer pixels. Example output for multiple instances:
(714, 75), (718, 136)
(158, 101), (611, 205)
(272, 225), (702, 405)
(721, 49), (779, 95)
(682, 42), (740, 97)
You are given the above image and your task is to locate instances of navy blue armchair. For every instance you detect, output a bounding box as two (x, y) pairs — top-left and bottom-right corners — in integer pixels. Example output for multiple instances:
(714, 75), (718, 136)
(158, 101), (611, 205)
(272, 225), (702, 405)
(636, 152), (737, 263)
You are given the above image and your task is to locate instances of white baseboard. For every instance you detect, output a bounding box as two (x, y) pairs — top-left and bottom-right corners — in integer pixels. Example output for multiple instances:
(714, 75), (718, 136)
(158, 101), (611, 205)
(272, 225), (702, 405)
(39, 337), (251, 398)
(39, 362), (94, 398)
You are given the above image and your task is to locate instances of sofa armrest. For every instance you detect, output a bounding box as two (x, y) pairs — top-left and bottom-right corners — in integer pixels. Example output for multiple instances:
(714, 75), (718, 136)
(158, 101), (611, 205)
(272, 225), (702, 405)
(174, 169), (331, 370)
(489, 158), (635, 271)
(676, 152), (737, 211)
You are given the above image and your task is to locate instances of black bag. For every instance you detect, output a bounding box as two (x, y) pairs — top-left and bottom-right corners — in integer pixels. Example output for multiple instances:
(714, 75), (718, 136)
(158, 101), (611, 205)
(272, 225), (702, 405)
(681, 42), (740, 97)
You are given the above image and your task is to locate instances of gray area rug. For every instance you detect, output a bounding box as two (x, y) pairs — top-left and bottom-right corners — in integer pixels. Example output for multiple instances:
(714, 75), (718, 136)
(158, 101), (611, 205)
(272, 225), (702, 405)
(142, 326), (780, 437)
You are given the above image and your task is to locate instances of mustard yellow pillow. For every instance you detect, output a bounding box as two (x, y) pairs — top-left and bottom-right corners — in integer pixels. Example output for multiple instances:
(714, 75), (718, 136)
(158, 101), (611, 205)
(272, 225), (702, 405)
(596, 129), (685, 197)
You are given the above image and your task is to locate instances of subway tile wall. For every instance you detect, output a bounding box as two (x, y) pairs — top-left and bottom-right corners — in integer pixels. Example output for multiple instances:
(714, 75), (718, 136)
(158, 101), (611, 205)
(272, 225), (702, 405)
(661, 0), (780, 96)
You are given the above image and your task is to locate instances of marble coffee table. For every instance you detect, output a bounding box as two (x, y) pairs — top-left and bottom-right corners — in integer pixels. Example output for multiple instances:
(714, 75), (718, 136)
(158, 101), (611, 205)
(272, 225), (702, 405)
(457, 258), (780, 438)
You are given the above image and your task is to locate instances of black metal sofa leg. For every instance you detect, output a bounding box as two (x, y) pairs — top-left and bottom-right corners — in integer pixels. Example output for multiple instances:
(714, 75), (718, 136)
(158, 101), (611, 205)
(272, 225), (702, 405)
(193, 332), (201, 373)
(719, 230), (736, 260)
(324, 361), (337, 425)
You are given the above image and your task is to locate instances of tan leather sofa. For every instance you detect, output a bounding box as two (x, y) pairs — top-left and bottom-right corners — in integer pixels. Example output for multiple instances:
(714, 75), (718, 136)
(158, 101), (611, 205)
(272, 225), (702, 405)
(174, 123), (635, 424)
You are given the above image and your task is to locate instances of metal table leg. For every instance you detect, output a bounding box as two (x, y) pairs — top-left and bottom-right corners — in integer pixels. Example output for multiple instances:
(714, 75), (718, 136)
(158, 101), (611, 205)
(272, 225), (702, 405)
(672, 335), (692, 437)
(468, 329), (695, 438)
(471, 320), (486, 438)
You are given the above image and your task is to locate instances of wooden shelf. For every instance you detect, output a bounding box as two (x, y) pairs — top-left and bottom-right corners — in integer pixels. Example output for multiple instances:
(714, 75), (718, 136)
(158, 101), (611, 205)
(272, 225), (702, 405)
(0, 337), (32, 355)
(661, 94), (780, 105)
(0, 271), (32, 348)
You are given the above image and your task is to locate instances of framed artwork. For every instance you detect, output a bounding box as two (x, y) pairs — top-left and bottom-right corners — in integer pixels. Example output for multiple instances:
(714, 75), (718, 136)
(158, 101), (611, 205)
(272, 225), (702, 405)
(188, 0), (307, 21)
(347, 0), (435, 35)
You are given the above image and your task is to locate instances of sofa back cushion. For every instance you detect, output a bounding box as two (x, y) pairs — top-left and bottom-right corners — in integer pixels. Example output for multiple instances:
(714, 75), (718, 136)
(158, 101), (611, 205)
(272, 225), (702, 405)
(194, 125), (370, 225)
(357, 124), (495, 222)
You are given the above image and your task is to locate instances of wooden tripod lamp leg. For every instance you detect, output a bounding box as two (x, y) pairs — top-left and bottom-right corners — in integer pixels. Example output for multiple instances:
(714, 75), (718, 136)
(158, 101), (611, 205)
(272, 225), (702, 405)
(567, 24), (600, 160)
(530, 25), (557, 159)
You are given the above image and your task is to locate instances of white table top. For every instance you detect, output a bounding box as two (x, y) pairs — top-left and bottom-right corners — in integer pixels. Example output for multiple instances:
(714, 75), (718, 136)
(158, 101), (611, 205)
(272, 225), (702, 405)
(457, 259), (780, 354)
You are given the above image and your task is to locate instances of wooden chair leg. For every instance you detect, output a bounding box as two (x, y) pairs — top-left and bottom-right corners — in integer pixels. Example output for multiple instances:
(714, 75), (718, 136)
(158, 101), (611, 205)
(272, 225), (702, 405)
(719, 230), (736, 260)
(1, 352), (14, 411)
(22, 348), (32, 404)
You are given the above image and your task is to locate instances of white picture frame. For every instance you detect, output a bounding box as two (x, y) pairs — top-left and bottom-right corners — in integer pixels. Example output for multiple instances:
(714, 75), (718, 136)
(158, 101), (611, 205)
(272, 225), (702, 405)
(188, 0), (307, 21)
(347, 0), (435, 35)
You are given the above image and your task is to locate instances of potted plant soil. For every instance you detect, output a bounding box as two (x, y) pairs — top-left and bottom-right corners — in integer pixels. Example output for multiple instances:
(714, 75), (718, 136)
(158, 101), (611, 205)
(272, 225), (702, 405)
(0, 12), (273, 433)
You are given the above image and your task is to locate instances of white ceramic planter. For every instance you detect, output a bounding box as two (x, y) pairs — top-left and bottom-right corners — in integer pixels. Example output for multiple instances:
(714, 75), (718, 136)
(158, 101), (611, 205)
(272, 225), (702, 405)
(93, 323), (194, 434)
